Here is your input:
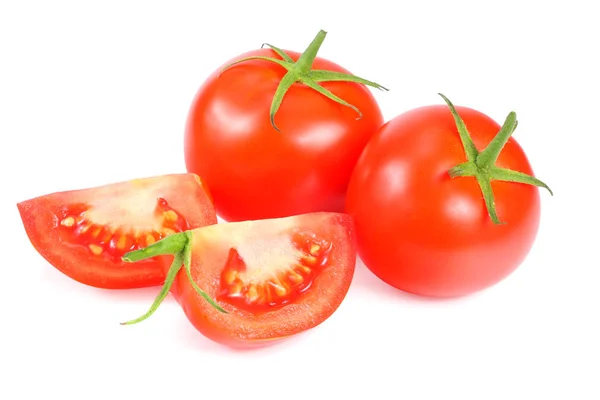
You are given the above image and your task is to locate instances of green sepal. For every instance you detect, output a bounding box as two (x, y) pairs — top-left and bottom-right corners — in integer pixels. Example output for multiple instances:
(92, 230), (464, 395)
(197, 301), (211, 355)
(182, 241), (227, 313)
(490, 166), (553, 195)
(439, 93), (478, 161)
(120, 231), (226, 326)
(261, 43), (293, 62)
(440, 93), (553, 225)
(309, 70), (388, 91)
(219, 29), (388, 132)
(120, 251), (185, 325)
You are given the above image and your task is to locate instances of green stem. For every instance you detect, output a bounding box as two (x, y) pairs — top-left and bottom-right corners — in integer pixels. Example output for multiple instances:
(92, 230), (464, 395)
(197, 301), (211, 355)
(295, 30), (328, 72)
(219, 29), (387, 132)
(440, 93), (553, 224)
(120, 231), (226, 326)
(120, 252), (185, 325)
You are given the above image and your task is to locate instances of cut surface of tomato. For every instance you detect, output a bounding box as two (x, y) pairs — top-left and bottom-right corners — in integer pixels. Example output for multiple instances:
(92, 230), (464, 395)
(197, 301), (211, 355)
(178, 212), (355, 346)
(18, 173), (217, 289)
(122, 212), (356, 347)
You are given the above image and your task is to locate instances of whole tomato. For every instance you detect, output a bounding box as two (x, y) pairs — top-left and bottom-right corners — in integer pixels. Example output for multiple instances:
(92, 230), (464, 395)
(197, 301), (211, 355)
(184, 30), (385, 222)
(346, 94), (552, 298)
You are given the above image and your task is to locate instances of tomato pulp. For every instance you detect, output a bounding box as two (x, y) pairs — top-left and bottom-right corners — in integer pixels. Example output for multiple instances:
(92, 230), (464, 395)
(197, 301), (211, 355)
(184, 30), (384, 222)
(18, 173), (217, 289)
(346, 98), (551, 297)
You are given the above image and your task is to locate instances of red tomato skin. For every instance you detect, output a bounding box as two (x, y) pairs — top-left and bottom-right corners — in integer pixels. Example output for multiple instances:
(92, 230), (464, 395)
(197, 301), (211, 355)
(184, 48), (384, 222)
(346, 105), (542, 298)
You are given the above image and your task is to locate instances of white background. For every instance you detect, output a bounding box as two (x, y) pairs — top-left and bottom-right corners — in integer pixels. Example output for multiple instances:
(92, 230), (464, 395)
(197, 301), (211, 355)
(1, 1), (598, 399)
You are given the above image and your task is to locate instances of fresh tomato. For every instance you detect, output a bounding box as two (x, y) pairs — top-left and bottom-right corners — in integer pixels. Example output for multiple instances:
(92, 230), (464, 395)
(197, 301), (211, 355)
(122, 212), (356, 347)
(346, 94), (552, 298)
(18, 173), (217, 289)
(184, 30), (385, 222)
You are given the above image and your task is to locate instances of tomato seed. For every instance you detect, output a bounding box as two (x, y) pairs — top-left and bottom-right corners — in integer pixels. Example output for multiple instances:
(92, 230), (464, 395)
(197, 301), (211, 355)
(296, 265), (312, 275)
(224, 270), (237, 285)
(116, 235), (127, 250)
(247, 285), (259, 301)
(60, 217), (75, 227)
(163, 210), (178, 222)
(90, 226), (102, 238)
(304, 255), (317, 265)
(89, 244), (103, 256)
(309, 244), (320, 255)
(289, 271), (304, 284)
(271, 283), (287, 297)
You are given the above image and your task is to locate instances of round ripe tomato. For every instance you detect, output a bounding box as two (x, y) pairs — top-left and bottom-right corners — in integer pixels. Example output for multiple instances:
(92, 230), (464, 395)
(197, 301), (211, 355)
(346, 97), (551, 297)
(184, 31), (384, 222)
(123, 212), (356, 347)
(18, 173), (217, 289)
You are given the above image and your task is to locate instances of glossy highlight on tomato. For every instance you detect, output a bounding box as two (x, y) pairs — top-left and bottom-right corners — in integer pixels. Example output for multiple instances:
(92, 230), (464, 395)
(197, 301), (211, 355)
(18, 173), (217, 289)
(346, 97), (551, 298)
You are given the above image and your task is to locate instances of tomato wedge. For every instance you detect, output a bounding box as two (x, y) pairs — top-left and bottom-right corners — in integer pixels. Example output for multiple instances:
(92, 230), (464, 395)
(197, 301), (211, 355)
(121, 212), (356, 347)
(18, 173), (217, 289)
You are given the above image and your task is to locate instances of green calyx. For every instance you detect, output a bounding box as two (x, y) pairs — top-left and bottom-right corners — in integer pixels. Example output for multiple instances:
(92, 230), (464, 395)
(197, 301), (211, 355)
(439, 93), (553, 225)
(120, 231), (226, 326)
(220, 29), (388, 132)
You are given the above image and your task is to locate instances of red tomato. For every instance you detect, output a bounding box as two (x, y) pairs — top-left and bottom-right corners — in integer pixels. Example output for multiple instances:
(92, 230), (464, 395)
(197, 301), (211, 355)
(18, 173), (217, 289)
(346, 97), (551, 297)
(123, 212), (356, 347)
(184, 31), (384, 222)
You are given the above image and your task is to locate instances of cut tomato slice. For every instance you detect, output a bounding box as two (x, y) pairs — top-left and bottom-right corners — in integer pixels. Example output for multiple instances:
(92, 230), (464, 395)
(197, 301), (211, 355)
(122, 212), (356, 347)
(18, 173), (217, 289)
